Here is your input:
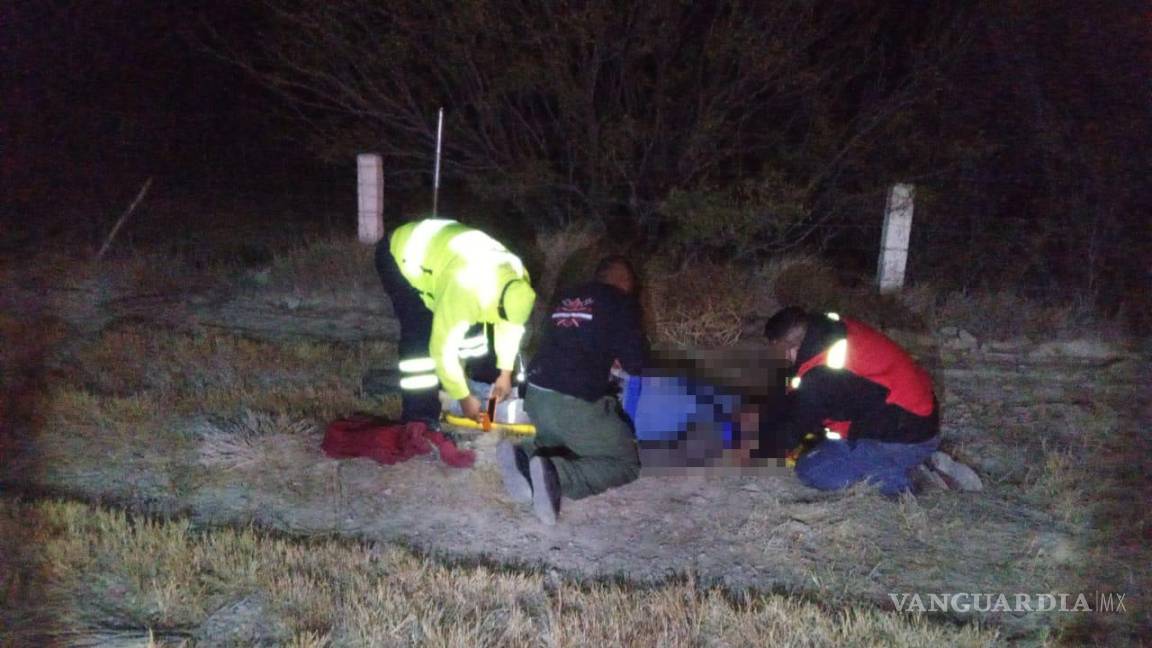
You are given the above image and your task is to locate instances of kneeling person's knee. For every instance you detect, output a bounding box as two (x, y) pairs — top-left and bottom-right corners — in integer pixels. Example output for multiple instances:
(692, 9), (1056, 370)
(795, 448), (861, 491)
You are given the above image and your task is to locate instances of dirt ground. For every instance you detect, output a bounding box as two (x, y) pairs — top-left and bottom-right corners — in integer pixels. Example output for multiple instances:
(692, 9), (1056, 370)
(2, 267), (1148, 644)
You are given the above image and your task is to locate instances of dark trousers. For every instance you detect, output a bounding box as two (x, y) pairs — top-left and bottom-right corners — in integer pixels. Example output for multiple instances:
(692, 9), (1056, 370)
(845, 401), (940, 445)
(374, 239), (499, 422)
(375, 239), (440, 423)
(522, 384), (640, 500)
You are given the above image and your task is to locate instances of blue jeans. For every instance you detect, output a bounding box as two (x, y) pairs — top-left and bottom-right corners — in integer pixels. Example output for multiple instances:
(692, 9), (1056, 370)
(795, 436), (940, 496)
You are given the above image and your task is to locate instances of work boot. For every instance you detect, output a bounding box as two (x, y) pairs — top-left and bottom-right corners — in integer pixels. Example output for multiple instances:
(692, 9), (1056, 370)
(928, 451), (984, 492)
(497, 440), (532, 503)
(911, 463), (950, 492)
(529, 455), (562, 525)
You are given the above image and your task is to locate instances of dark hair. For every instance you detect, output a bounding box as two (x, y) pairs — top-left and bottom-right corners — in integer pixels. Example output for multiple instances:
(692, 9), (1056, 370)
(764, 306), (809, 342)
(594, 255), (636, 282)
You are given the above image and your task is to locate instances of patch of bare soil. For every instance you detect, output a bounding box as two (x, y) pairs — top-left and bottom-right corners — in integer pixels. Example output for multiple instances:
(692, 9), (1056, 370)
(3, 277), (1148, 644)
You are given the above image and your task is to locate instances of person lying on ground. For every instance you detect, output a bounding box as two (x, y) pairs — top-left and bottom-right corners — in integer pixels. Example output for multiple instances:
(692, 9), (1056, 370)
(632, 346), (790, 471)
(498, 255), (646, 525)
(375, 218), (536, 428)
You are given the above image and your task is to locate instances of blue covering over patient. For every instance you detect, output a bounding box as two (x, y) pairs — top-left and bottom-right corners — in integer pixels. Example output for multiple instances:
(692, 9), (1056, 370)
(622, 375), (739, 446)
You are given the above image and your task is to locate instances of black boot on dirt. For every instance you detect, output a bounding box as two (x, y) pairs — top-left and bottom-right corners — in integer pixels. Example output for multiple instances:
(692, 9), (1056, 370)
(497, 440), (533, 503)
(529, 455), (562, 525)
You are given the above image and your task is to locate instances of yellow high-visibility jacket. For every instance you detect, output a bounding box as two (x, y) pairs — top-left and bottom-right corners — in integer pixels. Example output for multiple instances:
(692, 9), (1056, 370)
(389, 219), (530, 400)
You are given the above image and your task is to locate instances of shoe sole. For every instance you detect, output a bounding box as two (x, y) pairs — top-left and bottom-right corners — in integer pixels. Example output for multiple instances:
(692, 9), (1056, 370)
(530, 457), (558, 526)
(929, 451), (984, 492)
(497, 441), (533, 503)
(913, 463), (950, 491)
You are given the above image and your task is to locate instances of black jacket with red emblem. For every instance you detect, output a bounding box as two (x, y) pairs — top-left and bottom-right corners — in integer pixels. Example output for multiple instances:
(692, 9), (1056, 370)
(527, 281), (646, 402)
(776, 314), (939, 449)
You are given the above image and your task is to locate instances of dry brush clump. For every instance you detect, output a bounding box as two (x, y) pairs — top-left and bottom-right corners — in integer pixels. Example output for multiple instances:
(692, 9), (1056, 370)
(642, 254), (856, 348)
(641, 250), (1121, 345)
(642, 258), (760, 348)
(761, 255), (848, 316)
(1, 496), (997, 647)
(198, 409), (318, 472)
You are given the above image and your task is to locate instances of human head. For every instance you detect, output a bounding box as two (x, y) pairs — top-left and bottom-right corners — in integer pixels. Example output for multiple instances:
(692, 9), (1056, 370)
(498, 277), (536, 324)
(764, 306), (809, 364)
(594, 255), (637, 295)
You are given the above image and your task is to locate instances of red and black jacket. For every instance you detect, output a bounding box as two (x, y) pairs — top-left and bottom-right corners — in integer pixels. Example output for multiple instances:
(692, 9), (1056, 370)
(780, 314), (938, 447)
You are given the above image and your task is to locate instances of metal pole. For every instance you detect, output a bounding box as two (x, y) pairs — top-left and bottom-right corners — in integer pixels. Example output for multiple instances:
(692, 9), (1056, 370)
(432, 107), (444, 216)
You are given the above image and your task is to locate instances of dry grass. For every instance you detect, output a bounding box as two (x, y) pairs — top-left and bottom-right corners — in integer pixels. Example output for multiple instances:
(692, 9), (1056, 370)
(68, 327), (382, 422)
(22, 324), (384, 491)
(5, 245), (227, 304)
(633, 246), (1120, 348)
(260, 237), (379, 303)
(762, 255), (846, 316)
(209, 230), (1121, 349)
(0, 496), (997, 647)
(909, 288), (1105, 341)
(1023, 418), (1109, 529)
(6, 240), (1141, 646)
(198, 409), (318, 471)
(1021, 398), (1115, 527)
(47, 385), (166, 432)
(640, 253), (932, 348)
(643, 257), (762, 347)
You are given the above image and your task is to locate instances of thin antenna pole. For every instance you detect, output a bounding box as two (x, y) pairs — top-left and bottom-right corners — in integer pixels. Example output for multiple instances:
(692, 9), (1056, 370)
(432, 107), (444, 216)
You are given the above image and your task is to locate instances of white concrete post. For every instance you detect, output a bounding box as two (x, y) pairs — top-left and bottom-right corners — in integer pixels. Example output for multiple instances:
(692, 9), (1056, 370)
(877, 183), (915, 293)
(357, 153), (384, 244)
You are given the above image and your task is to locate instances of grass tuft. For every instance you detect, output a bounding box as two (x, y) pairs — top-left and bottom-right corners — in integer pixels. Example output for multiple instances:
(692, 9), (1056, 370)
(1, 496), (996, 647)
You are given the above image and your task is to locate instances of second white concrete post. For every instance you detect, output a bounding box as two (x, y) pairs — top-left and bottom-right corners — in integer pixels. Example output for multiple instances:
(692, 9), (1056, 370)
(357, 153), (384, 244)
(877, 183), (915, 293)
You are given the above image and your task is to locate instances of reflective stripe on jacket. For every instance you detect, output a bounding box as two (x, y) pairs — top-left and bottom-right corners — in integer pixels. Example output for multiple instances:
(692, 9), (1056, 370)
(389, 219), (530, 399)
(793, 317), (935, 439)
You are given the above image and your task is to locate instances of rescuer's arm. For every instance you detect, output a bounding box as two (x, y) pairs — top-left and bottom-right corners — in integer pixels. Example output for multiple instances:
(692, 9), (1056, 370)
(611, 296), (647, 376)
(488, 369), (514, 403)
(777, 371), (836, 450)
(492, 321), (526, 373)
(458, 392), (483, 420)
(430, 308), (479, 418)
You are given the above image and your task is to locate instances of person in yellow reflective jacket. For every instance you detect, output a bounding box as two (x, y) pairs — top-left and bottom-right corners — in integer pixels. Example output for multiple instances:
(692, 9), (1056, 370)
(374, 218), (536, 425)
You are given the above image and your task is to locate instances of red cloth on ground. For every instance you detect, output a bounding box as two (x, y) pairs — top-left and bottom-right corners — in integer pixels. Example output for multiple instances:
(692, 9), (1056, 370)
(322, 417), (475, 468)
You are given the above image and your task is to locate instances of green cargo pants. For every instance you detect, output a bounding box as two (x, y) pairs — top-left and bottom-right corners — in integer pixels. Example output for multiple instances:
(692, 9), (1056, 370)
(521, 384), (640, 500)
